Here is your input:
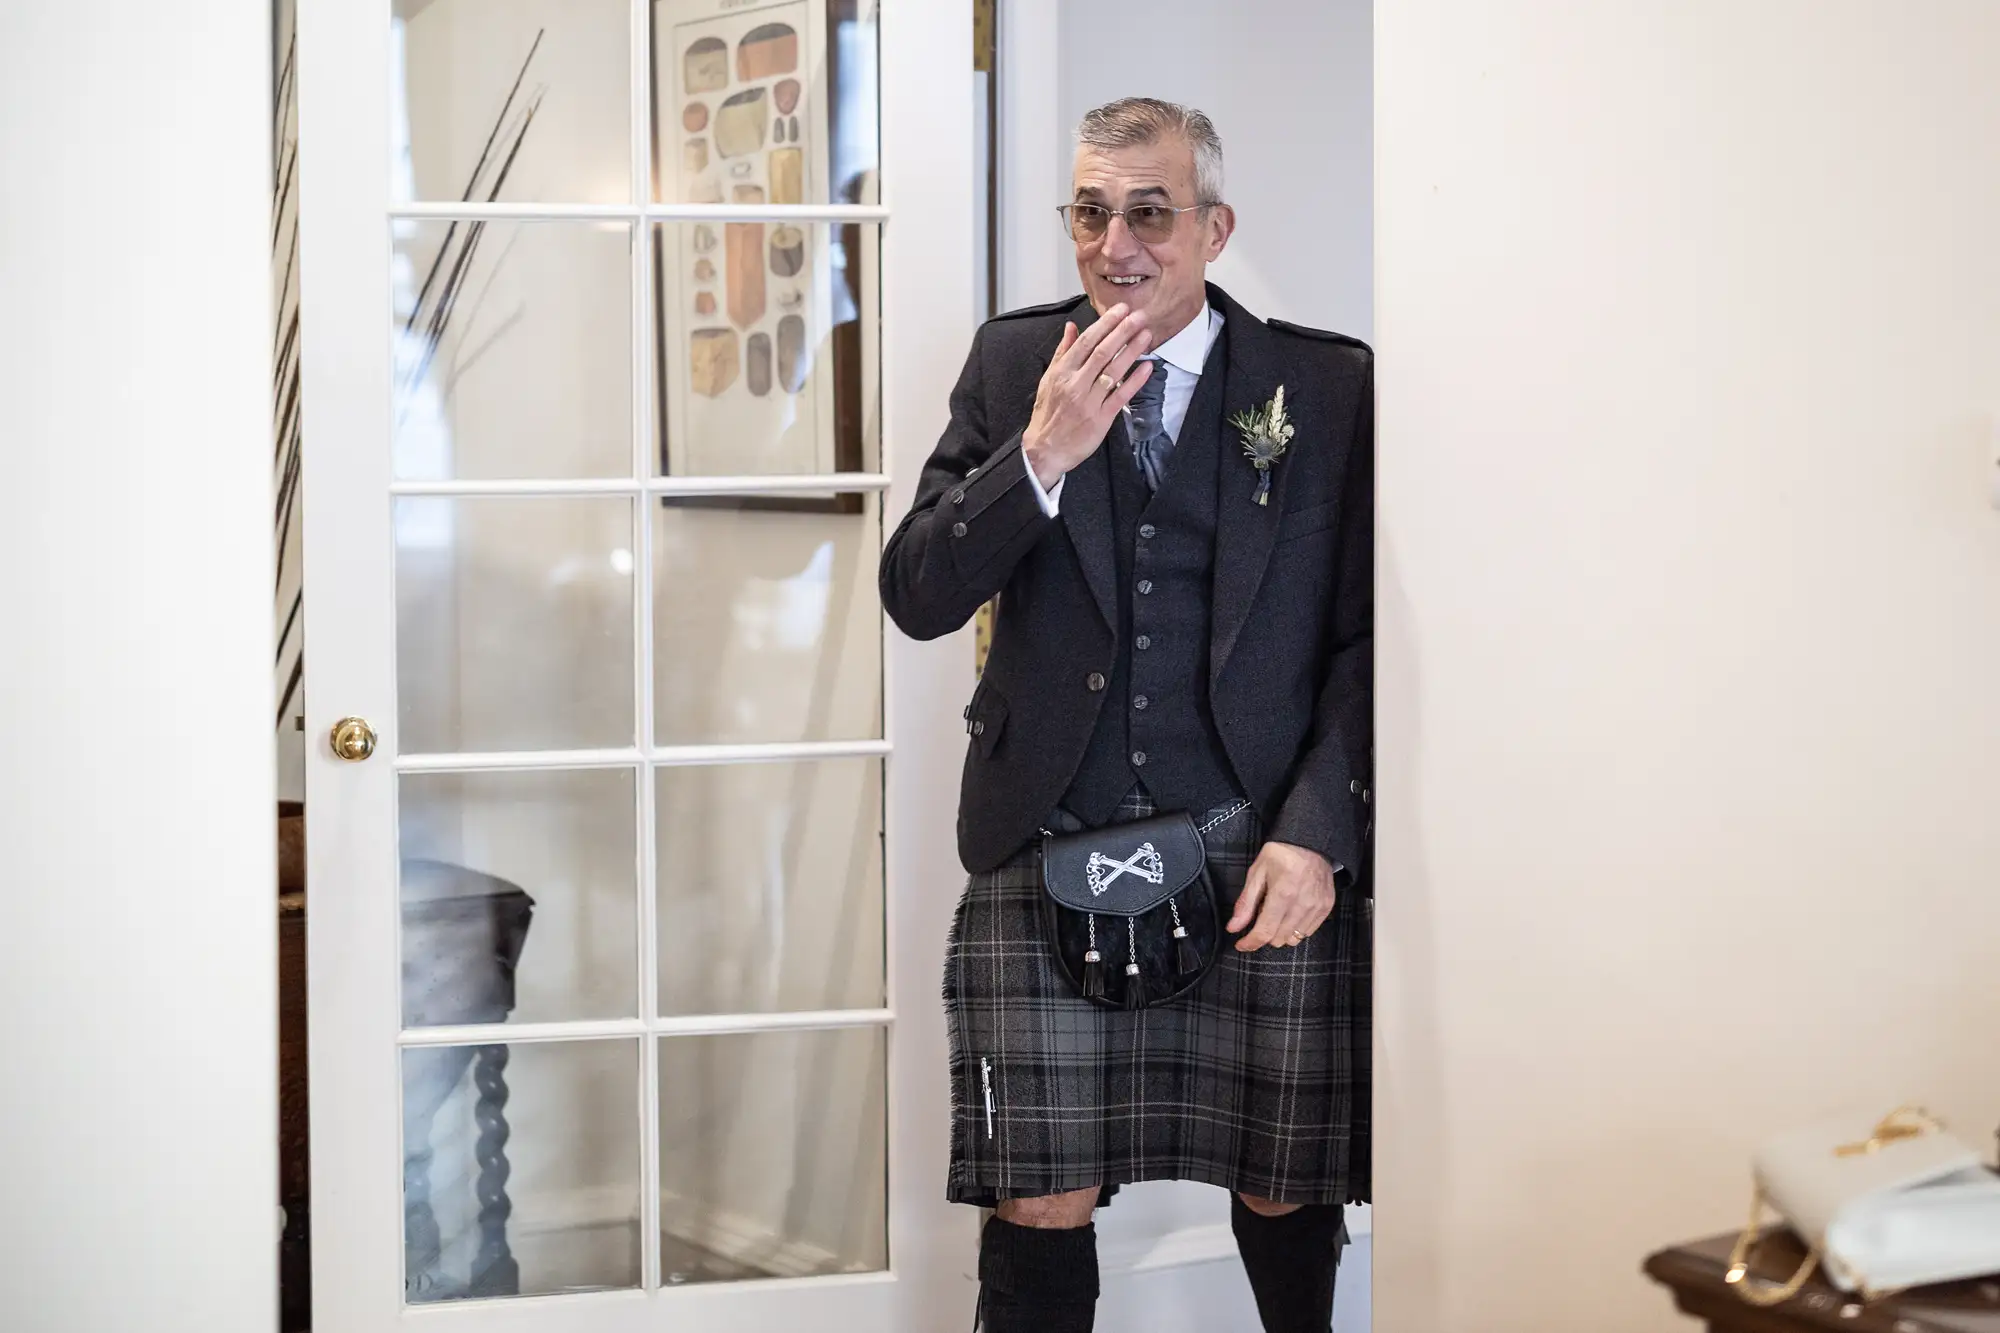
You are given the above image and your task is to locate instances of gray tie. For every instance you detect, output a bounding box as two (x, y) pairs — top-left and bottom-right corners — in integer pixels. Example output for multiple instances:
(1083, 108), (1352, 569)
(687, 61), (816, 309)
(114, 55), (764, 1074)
(1126, 359), (1171, 491)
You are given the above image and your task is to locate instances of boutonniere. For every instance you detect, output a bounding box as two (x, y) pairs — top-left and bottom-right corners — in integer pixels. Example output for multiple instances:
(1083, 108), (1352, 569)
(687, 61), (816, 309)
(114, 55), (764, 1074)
(1230, 386), (1296, 506)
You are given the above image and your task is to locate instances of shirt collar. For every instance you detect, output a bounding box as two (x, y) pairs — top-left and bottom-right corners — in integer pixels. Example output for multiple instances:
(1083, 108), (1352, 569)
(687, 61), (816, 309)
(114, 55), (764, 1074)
(1151, 301), (1219, 377)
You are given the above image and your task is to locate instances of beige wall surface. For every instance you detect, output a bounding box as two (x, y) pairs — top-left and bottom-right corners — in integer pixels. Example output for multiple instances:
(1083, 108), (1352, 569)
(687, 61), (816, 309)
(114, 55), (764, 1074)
(1375, 2), (2000, 1329)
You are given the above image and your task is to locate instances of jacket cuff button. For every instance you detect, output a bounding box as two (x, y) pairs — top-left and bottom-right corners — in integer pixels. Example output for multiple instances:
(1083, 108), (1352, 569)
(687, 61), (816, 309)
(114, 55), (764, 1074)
(952, 521), (968, 538)
(1086, 672), (1106, 692)
(951, 489), (966, 505)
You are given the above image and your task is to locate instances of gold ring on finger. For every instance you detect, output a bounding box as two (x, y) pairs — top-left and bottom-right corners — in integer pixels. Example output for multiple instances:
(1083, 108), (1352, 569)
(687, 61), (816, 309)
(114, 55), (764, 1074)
(1290, 929), (1305, 942)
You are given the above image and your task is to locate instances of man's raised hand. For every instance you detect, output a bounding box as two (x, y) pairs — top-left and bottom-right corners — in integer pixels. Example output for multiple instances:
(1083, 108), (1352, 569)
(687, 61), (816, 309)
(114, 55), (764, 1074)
(1022, 304), (1155, 490)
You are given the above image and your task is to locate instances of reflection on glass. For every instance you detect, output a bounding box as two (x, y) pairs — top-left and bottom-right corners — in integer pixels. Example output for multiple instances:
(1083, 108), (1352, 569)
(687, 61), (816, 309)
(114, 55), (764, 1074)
(653, 222), (879, 478)
(392, 0), (632, 204)
(392, 222), (633, 481)
(649, 0), (878, 207)
(656, 759), (882, 1016)
(403, 1039), (641, 1303)
(396, 497), (635, 754)
(652, 498), (881, 745)
(401, 769), (638, 1026)
(657, 1027), (887, 1284)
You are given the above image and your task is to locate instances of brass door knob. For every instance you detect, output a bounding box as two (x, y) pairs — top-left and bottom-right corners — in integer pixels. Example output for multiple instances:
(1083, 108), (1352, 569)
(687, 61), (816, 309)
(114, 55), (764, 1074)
(329, 716), (377, 762)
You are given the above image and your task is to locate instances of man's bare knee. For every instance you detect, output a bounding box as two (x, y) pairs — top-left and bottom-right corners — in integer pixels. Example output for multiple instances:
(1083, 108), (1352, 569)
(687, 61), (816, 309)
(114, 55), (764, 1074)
(996, 1186), (1100, 1229)
(1237, 1192), (1302, 1218)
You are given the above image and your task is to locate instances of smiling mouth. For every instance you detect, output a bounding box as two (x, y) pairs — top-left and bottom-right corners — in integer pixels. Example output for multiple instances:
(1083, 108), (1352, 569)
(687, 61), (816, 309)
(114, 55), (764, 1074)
(1105, 274), (1150, 287)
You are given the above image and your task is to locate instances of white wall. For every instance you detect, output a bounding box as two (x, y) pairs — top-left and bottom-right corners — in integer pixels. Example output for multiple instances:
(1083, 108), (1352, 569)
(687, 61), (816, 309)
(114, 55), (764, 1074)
(1375, 3), (2000, 1329)
(0, 2), (277, 1331)
(1015, 4), (1374, 1328)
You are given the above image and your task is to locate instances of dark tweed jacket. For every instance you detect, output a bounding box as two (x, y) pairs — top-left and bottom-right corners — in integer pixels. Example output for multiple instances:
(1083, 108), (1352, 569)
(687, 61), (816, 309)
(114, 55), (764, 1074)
(880, 284), (1373, 878)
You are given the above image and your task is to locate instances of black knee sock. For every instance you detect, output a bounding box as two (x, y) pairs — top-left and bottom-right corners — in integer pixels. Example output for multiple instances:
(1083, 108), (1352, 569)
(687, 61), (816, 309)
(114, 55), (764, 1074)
(975, 1215), (1098, 1333)
(1230, 1197), (1347, 1333)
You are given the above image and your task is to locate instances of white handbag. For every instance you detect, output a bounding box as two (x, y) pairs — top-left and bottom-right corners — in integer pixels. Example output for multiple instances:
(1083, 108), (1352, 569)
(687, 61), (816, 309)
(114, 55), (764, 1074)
(1727, 1105), (2000, 1306)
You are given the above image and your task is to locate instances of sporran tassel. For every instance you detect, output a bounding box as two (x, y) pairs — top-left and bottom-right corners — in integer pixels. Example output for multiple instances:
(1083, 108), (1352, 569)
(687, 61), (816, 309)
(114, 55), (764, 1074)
(1081, 914), (1106, 999)
(1123, 917), (1146, 1010)
(1169, 896), (1199, 975)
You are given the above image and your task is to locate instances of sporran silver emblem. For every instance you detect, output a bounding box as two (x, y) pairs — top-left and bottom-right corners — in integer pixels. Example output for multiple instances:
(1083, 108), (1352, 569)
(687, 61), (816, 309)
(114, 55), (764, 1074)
(1085, 842), (1165, 897)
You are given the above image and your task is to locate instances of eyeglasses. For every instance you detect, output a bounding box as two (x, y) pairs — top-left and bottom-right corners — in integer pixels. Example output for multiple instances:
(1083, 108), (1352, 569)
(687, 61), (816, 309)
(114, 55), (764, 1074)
(1057, 201), (1216, 245)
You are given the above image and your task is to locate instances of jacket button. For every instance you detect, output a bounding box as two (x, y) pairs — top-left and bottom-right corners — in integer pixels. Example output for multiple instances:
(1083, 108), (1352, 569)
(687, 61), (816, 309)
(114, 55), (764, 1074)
(972, 720), (986, 735)
(951, 489), (966, 505)
(1131, 750), (1149, 767)
(1134, 634), (1151, 650)
(1139, 523), (1157, 539)
(1133, 694), (1149, 710)
(1086, 672), (1106, 692)
(952, 521), (968, 538)
(1137, 579), (1153, 595)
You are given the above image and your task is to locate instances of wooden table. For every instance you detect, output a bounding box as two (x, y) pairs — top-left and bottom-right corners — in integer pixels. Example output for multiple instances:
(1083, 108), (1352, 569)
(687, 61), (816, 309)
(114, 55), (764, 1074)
(1645, 1231), (2000, 1332)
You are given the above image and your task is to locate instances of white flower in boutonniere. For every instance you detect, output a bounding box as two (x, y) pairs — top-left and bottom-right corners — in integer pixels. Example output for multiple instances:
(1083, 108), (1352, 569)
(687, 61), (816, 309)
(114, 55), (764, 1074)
(1230, 385), (1297, 506)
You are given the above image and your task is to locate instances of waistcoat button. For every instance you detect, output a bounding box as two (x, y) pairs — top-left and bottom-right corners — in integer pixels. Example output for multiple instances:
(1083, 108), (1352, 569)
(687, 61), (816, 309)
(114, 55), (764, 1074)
(1133, 695), (1149, 710)
(1086, 672), (1106, 692)
(1139, 523), (1157, 539)
(1134, 634), (1151, 650)
(1137, 579), (1153, 594)
(1131, 750), (1148, 767)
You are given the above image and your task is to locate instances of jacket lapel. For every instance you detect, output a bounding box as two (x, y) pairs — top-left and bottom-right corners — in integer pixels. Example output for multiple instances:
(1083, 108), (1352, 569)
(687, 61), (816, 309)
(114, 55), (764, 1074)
(1061, 427), (1123, 634)
(1209, 289), (1292, 687)
(1053, 302), (1120, 632)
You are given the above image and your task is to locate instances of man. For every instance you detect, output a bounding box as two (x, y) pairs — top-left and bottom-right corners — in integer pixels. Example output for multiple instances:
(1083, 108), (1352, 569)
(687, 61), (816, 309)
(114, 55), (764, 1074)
(880, 98), (1371, 1332)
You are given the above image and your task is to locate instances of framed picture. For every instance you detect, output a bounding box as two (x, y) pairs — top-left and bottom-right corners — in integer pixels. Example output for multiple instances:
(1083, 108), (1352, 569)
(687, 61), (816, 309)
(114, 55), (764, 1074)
(650, 0), (875, 513)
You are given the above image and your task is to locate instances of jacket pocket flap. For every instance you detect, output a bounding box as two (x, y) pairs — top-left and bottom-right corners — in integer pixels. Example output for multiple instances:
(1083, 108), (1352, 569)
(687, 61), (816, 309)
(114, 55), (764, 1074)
(1276, 499), (1338, 544)
(968, 682), (1007, 757)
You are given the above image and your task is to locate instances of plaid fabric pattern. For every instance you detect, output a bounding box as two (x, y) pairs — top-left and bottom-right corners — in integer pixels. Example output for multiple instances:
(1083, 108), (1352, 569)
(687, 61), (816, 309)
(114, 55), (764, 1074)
(944, 788), (1371, 1208)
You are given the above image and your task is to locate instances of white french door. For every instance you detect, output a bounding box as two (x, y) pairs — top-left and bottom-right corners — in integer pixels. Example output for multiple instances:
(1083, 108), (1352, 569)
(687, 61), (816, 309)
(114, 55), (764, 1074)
(296, 0), (974, 1327)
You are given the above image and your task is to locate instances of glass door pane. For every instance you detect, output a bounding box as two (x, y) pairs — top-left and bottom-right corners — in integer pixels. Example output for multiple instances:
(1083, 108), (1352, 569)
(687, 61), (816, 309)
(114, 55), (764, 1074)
(393, 0), (634, 204)
(652, 220), (879, 477)
(395, 496), (637, 754)
(403, 1038), (644, 1302)
(392, 221), (636, 481)
(400, 767), (639, 1025)
(656, 1028), (887, 1284)
(655, 757), (884, 1016)
(649, 0), (879, 207)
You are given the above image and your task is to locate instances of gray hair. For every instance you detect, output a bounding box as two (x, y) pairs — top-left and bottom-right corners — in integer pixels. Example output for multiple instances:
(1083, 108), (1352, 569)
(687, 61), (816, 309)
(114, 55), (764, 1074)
(1074, 97), (1225, 205)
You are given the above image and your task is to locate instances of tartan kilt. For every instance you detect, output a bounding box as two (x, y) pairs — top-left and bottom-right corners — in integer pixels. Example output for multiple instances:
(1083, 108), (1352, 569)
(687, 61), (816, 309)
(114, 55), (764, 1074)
(943, 788), (1371, 1208)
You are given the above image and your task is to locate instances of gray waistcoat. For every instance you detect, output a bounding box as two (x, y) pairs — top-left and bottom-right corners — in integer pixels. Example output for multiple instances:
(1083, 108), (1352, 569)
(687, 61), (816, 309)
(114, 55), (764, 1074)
(1059, 337), (1246, 824)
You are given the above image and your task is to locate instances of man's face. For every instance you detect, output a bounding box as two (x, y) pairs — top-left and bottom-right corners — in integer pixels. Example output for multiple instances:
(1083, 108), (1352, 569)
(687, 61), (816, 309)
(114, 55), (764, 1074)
(1070, 136), (1234, 341)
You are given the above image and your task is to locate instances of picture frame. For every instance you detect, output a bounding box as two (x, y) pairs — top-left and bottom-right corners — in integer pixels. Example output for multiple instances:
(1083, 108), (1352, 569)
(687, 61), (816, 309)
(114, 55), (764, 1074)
(649, 0), (876, 514)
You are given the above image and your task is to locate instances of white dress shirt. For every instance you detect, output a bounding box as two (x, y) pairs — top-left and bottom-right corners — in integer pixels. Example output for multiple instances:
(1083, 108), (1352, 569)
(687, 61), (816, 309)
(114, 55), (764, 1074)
(1025, 303), (1226, 515)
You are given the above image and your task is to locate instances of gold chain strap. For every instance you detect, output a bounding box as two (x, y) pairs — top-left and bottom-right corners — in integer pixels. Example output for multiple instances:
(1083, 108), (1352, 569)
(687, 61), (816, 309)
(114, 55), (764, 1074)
(1724, 1106), (1941, 1308)
(1724, 1185), (1821, 1307)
